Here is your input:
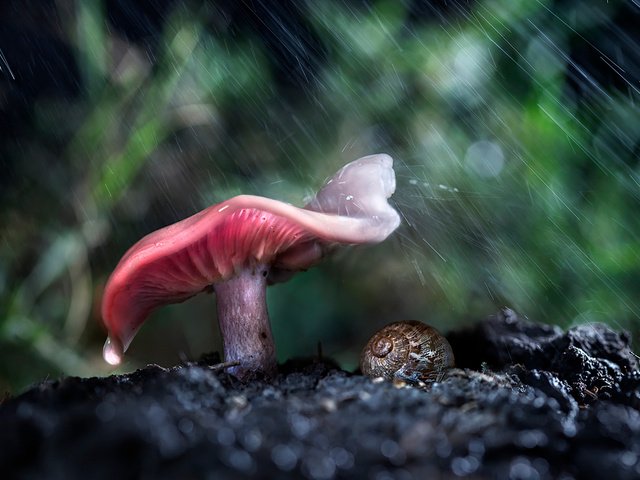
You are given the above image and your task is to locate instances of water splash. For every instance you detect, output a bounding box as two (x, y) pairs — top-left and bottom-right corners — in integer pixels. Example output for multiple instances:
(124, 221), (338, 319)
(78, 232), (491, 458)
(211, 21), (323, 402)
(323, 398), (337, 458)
(103, 336), (123, 366)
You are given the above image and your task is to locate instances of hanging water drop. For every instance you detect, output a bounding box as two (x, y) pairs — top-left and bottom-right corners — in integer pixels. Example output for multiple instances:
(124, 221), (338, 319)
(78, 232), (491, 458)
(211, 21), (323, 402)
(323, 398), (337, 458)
(103, 336), (123, 366)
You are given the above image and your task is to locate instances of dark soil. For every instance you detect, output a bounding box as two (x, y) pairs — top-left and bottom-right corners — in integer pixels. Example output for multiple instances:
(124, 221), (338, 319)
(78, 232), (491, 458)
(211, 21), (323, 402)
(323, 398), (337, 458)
(2, 309), (640, 480)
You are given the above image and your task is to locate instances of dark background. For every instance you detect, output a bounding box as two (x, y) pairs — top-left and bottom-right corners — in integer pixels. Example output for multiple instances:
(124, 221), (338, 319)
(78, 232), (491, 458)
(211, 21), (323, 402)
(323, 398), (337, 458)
(1, 0), (639, 393)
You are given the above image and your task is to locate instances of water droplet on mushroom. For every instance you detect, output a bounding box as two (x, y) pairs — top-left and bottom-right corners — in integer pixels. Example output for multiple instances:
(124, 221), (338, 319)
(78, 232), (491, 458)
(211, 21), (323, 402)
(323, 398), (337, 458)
(103, 336), (123, 365)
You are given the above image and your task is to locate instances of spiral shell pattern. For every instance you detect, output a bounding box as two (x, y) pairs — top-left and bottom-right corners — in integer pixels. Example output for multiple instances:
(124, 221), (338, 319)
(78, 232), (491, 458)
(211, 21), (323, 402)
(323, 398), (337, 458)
(360, 321), (455, 384)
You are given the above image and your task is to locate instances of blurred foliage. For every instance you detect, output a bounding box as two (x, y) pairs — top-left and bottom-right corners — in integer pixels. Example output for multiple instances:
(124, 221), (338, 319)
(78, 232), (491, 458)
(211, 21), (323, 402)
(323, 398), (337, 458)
(1, 0), (639, 393)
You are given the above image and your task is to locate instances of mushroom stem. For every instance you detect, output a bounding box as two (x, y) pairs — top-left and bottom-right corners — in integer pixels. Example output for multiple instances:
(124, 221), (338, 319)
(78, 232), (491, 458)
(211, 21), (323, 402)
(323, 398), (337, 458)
(213, 265), (277, 379)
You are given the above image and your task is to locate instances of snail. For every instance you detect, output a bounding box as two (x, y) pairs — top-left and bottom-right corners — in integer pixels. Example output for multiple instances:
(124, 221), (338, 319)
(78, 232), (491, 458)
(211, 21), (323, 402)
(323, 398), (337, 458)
(359, 321), (455, 384)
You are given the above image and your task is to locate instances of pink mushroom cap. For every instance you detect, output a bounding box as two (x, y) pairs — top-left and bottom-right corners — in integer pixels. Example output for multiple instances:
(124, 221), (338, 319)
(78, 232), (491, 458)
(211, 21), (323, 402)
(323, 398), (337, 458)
(101, 154), (400, 370)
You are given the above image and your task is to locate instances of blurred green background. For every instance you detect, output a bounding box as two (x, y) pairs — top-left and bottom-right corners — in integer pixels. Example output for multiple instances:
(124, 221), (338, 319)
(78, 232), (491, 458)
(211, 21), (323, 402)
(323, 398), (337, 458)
(1, 0), (639, 394)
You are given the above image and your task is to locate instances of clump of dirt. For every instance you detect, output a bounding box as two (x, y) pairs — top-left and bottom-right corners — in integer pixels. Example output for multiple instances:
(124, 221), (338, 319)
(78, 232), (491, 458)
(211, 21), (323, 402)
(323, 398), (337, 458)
(2, 309), (639, 479)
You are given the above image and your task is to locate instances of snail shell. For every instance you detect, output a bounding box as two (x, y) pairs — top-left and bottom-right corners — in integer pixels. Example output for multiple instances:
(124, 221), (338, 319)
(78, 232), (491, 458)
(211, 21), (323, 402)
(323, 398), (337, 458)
(360, 321), (455, 384)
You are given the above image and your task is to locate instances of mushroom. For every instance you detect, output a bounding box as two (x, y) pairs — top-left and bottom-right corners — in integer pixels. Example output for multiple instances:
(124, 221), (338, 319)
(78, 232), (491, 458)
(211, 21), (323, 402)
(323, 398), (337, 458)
(101, 154), (400, 379)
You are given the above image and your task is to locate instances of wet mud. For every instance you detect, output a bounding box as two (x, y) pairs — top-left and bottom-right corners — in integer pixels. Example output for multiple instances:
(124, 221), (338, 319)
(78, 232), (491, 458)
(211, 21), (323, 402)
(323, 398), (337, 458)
(2, 309), (639, 479)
